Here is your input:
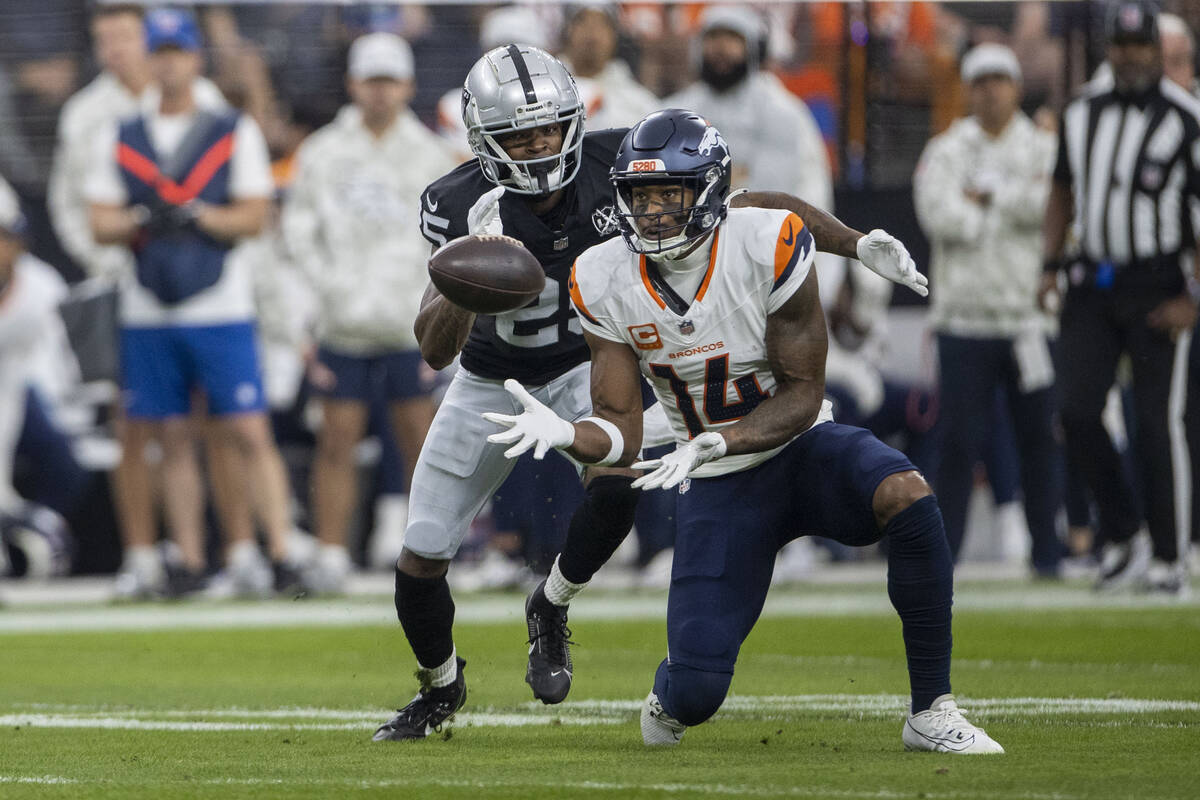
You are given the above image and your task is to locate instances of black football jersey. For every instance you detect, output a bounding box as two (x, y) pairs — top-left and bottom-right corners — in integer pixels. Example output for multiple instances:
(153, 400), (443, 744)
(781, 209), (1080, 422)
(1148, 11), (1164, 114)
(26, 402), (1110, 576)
(419, 129), (628, 386)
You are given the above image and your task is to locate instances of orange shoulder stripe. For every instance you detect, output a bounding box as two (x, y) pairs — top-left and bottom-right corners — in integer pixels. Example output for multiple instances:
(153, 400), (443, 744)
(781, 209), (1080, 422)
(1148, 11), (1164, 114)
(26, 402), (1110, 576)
(773, 213), (806, 283)
(568, 261), (600, 325)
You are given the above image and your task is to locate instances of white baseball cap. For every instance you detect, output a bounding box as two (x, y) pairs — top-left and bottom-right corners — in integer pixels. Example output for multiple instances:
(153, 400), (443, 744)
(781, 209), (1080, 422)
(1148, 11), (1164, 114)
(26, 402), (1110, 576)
(480, 6), (550, 51)
(960, 43), (1022, 84)
(700, 5), (767, 46)
(348, 32), (414, 81)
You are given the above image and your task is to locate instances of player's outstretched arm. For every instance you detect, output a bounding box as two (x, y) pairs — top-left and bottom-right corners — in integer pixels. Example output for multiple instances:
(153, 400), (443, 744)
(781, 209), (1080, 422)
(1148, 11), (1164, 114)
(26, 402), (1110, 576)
(482, 332), (642, 465)
(721, 269), (829, 456)
(735, 191), (860, 258)
(735, 191), (929, 297)
(413, 257), (477, 370)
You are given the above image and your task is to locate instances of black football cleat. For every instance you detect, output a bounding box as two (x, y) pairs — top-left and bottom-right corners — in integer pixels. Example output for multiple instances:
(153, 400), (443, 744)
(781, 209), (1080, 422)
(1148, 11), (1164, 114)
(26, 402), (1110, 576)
(163, 564), (208, 599)
(524, 579), (574, 704)
(272, 561), (305, 598)
(373, 657), (467, 741)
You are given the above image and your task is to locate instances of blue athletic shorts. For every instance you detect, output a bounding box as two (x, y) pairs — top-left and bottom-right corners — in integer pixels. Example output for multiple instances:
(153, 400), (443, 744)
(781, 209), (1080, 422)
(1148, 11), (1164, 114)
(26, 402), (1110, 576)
(666, 422), (915, 672)
(312, 346), (435, 403)
(119, 322), (266, 419)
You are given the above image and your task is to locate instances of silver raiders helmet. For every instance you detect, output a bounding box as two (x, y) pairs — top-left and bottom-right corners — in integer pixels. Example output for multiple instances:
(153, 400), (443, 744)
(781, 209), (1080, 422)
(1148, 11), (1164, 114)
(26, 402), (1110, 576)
(461, 44), (586, 195)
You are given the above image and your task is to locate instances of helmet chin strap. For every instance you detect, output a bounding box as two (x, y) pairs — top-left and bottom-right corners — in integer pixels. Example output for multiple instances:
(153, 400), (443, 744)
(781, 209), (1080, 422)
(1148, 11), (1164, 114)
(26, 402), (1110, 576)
(650, 230), (714, 273)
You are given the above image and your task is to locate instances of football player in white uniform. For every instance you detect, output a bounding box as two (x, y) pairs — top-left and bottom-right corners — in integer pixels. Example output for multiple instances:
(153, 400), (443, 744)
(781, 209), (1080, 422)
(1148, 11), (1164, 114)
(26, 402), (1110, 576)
(485, 110), (1002, 754)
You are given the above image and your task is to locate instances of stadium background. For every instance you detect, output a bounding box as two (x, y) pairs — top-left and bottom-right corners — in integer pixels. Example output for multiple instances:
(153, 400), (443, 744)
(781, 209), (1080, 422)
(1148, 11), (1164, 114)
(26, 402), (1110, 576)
(0, 0), (1146, 280)
(0, 1), (1191, 577)
(0, 4), (1198, 795)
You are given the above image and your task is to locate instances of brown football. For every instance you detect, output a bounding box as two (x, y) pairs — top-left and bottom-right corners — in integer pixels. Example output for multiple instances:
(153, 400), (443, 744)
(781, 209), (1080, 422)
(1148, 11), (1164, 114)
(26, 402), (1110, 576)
(427, 234), (545, 314)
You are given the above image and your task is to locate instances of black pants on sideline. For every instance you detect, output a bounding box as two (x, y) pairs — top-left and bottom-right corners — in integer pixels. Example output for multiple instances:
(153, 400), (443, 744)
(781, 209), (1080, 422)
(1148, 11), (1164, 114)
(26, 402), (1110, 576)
(1059, 284), (1188, 563)
(936, 333), (1062, 573)
(1184, 319), (1200, 545)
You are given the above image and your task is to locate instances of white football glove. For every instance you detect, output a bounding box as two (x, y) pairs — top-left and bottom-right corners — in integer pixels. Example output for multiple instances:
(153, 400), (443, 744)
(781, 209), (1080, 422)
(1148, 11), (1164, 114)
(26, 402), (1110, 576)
(631, 432), (727, 491)
(855, 229), (929, 298)
(482, 379), (575, 460)
(466, 185), (506, 236)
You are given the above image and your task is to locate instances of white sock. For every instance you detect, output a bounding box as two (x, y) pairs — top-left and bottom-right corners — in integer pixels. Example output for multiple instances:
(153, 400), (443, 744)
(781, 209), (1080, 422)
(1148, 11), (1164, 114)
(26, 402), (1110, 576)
(543, 555), (587, 607)
(427, 648), (457, 688)
(125, 546), (160, 575)
(228, 540), (262, 569)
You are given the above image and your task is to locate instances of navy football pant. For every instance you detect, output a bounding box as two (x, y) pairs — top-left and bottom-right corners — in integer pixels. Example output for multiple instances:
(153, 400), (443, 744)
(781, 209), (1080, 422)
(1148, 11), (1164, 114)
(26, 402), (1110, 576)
(653, 423), (954, 726)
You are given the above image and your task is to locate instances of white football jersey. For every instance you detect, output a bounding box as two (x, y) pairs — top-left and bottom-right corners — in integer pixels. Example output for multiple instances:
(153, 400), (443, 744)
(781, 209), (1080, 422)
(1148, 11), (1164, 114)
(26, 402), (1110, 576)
(570, 206), (833, 477)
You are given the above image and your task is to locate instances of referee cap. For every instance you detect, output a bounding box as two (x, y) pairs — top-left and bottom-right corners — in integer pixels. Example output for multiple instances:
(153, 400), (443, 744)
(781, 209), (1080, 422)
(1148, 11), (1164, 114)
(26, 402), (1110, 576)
(961, 43), (1022, 83)
(1106, 0), (1160, 44)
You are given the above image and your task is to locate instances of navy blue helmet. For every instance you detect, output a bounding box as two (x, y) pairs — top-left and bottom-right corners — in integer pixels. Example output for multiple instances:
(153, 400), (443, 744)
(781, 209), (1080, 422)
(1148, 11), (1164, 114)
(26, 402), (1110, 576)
(610, 109), (732, 255)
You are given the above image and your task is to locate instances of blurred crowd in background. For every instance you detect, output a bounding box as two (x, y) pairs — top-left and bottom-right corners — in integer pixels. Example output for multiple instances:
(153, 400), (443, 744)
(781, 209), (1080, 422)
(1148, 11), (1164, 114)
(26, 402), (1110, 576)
(1, 0), (1197, 601)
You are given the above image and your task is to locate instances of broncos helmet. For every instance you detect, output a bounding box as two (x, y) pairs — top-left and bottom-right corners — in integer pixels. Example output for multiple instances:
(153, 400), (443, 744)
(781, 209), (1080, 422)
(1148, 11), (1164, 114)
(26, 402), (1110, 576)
(462, 45), (586, 195)
(610, 109), (732, 256)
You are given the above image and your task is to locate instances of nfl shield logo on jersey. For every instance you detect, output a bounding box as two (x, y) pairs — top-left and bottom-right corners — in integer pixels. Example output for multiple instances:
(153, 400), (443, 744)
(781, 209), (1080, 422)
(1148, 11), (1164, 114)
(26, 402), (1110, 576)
(678, 319), (695, 335)
(592, 205), (620, 236)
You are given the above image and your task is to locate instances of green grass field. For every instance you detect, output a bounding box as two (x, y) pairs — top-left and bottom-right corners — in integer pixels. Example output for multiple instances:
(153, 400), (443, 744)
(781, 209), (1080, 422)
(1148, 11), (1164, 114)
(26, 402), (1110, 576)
(1, 581), (1198, 799)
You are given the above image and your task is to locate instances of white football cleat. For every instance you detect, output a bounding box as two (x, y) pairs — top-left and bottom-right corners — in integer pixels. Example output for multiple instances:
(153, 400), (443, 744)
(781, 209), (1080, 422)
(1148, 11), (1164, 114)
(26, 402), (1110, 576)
(641, 691), (686, 746)
(1095, 529), (1151, 592)
(903, 695), (1004, 754)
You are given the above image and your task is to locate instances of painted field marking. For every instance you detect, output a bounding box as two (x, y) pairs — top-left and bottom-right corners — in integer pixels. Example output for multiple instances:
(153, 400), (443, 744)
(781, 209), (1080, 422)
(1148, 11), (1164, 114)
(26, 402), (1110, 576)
(0, 776), (77, 785)
(3, 694), (1197, 734)
(0, 774), (1086, 800)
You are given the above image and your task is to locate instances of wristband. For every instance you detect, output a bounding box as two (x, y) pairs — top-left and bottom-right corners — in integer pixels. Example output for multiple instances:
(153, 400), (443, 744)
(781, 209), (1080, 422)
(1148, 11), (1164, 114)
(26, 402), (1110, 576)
(1042, 257), (1063, 275)
(580, 416), (624, 466)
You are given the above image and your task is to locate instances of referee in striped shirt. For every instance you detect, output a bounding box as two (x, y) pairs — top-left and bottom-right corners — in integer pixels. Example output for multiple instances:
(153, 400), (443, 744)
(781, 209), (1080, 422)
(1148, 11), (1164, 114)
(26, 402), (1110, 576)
(1041, 0), (1195, 595)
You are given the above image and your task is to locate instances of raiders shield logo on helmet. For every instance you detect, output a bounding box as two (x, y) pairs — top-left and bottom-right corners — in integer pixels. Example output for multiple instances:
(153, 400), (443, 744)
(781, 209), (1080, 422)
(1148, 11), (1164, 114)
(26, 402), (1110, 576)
(592, 205), (620, 235)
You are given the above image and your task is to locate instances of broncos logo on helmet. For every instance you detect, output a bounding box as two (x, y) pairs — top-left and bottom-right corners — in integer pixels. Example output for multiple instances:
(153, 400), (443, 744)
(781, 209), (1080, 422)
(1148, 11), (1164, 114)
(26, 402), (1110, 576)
(697, 126), (727, 157)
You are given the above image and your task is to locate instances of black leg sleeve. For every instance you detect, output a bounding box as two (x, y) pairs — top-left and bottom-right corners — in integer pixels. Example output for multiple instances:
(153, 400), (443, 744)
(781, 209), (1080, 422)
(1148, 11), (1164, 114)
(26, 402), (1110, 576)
(557, 475), (640, 585)
(394, 568), (456, 669)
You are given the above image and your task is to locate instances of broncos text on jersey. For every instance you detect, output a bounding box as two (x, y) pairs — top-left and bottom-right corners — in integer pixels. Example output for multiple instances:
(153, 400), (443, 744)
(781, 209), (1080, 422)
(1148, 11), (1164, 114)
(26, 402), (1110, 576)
(569, 207), (834, 477)
(419, 129), (628, 386)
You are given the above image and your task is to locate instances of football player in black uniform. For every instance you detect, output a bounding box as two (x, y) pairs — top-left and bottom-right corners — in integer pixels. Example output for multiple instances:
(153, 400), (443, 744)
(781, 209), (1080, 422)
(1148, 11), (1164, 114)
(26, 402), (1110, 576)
(373, 45), (928, 741)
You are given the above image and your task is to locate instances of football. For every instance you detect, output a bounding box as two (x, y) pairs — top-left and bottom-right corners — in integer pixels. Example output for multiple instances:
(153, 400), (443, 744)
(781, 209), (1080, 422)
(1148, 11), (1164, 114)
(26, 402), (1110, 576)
(428, 234), (546, 314)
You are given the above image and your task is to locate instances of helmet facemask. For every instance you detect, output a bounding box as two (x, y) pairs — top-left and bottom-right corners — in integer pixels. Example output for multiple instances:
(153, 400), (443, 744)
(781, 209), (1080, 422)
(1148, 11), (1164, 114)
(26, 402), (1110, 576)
(470, 108), (584, 195)
(612, 163), (729, 257)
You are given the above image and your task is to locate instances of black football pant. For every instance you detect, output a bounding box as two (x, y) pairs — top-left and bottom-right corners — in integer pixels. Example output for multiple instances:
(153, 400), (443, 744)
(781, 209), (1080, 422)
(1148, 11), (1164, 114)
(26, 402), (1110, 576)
(1059, 284), (1189, 563)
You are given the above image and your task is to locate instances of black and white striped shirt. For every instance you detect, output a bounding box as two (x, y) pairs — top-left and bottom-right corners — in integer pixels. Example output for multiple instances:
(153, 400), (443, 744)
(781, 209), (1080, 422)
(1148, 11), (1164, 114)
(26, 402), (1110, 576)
(1056, 77), (1200, 268)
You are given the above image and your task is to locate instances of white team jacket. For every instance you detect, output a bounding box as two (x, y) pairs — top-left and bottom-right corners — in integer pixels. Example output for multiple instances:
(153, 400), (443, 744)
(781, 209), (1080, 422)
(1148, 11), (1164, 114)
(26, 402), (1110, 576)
(562, 58), (661, 132)
(48, 73), (225, 280)
(282, 106), (459, 354)
(668, 72), (832, 212)
(571, 207), (833, 477)
(0, 254), (81, 512)
(914, 113), (1056, 338)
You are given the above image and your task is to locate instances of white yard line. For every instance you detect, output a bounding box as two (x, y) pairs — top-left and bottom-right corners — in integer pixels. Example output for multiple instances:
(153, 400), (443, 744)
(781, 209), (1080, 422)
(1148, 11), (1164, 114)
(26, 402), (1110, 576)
(0, 776), (78, 785)
(3, 694), (1196, 734)
(192, 776), (1087, 800)
(0, 774), (1084, 800)
(1, 583), (1196, 634)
